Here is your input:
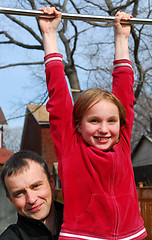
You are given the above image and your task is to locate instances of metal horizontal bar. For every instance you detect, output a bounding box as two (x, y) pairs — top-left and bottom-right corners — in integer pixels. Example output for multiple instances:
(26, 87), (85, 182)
(62, 13), (152, 25)
(0, 7), (53, 18)
(0, 6), (152, 25)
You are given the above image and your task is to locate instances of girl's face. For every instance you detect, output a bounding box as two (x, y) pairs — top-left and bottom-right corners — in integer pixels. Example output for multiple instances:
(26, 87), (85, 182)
(78, 99), (120, 151)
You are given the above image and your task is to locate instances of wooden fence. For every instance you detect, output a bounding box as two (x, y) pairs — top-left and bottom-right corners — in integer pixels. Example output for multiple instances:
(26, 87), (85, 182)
(137, 187), (152, 240)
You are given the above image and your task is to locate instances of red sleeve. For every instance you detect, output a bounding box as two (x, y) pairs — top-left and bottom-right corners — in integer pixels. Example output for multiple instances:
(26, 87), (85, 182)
(112, 59), (135, 143)
(45, 53), (75, 162)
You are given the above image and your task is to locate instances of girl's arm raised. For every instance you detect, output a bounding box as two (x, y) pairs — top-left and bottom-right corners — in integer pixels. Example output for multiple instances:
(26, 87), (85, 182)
(39, 7), (74, 162)
(39, 7), (62, 55)
(114, 11), (132, 60)
(113, 12), (135, 142)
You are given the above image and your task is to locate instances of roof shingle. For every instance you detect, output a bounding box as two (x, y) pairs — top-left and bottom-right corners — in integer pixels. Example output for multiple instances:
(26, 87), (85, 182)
(0, 148), (14, 164)
(27, 104), (49, 124)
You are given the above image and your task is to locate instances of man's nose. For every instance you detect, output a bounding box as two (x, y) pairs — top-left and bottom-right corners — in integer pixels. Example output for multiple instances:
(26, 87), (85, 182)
(26, 190), (36, 204)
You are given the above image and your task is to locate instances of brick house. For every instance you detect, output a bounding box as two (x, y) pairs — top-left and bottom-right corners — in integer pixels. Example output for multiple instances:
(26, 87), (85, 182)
(20, 103), (57, 172)
(20, 104), (62, 196)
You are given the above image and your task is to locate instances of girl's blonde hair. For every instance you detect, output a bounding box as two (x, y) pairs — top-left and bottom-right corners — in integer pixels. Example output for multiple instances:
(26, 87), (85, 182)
(73, 88), (126, 128)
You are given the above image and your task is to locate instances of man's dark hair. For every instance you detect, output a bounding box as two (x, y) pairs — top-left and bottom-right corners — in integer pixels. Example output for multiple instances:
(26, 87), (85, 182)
(1, 150), (51, 196)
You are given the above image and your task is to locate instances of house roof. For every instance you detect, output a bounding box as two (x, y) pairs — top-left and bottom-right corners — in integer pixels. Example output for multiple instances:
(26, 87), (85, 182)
(0, 107), (7, 125)
(0, 148), (14, 164)
(132, 135), (152, 168)
(146, 136), (152, 142)
(132, 135), (152, 158)
(27, 104), (49, 124)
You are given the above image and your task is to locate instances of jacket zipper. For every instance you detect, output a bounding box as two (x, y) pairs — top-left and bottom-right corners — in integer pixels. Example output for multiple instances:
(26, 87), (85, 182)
(111, 153), (119, 239)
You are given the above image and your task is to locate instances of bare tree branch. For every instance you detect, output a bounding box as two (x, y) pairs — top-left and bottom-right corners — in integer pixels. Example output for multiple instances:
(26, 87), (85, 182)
(0, 61), (44, 69)
(0, 30), (42, 49)
(5, 14), (43, 45)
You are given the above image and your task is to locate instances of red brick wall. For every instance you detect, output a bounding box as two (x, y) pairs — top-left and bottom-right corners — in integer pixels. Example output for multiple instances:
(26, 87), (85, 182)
(21, 110), (58, 174)
(41, 126), (57, 172)
(21, 114), (41, 156)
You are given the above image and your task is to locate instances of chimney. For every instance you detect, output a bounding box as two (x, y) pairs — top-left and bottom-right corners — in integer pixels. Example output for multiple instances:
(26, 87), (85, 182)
(0, 107), (8, 148)
(150, 116), (152, 137)
(0, 126), (3, 148)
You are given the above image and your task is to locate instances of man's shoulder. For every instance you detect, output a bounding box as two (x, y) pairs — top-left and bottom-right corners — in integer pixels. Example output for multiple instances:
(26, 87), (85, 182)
(0, 224), (19, 240)
(54, 200), (64, 212)
(54, 200), (64, 233)
(0, 223), (31, 240)
(54, 200), (64, 221)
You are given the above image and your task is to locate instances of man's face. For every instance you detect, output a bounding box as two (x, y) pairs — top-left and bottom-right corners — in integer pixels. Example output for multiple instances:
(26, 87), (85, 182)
(5, 161), (53, 221)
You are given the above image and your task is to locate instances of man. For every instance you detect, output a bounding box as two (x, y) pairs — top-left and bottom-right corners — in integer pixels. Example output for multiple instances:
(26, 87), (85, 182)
(0, 150), (63, 240)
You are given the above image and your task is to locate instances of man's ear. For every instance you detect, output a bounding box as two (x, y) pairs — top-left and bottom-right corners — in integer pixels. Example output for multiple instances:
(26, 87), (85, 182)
(6, 194), (12, 203)
(50, 174), (55, 193)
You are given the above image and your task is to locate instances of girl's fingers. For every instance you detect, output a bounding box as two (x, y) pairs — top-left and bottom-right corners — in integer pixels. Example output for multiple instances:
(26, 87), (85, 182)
(115, 11), (133, 21)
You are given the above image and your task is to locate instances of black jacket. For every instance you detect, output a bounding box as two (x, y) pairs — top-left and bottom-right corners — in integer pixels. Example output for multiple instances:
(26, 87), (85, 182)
(0, 201), (63, 240)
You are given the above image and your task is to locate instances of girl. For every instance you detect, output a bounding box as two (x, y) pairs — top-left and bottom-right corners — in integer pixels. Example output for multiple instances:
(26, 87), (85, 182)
(39, 7), (147, 240)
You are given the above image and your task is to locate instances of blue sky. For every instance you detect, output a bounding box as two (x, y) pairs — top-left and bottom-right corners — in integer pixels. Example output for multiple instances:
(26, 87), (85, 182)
(0, 44), (46, 128)
(0, 65), (39, 127)
(0, 7), (46, 128)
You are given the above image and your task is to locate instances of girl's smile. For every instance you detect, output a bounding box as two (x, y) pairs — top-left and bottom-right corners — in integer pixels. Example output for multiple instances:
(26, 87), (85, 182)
(78, 99), (120, 151)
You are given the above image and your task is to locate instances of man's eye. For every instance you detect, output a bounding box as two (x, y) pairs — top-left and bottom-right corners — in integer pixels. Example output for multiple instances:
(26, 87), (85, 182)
(14, 192), (23, 198)
(91, 119), (99, 123)
(33, 184), (40, 189)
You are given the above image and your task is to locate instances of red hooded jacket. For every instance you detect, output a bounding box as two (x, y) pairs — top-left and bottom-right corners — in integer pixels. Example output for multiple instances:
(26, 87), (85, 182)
(45, 53), (147, 240)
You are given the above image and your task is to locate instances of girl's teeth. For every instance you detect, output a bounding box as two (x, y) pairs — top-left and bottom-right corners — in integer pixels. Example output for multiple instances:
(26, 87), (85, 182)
(98, 137), (107, 141)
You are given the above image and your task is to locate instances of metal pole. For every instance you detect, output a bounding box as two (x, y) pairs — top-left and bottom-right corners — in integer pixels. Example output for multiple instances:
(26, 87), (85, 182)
(0, 6), (152, 25)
